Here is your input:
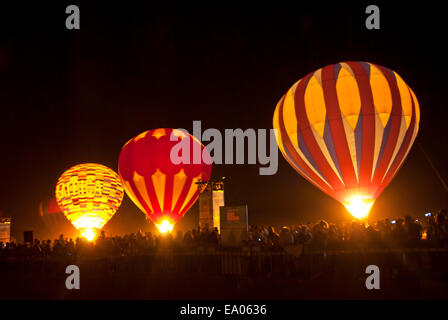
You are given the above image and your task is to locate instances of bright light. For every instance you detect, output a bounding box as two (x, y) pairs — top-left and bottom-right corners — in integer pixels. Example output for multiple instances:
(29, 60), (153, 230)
(72, 215), (103, 231)
(81, 227), (96, 241)
(343, 195), (375, 220)
(73, 215), (101, 241)
(156, 219), (174, 233)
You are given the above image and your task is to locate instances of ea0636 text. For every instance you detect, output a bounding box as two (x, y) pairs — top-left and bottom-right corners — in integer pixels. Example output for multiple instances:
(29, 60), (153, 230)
(224, 305), (267, 315)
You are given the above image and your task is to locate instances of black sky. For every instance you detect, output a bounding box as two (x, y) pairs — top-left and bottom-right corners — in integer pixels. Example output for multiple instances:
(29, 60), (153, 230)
(1, 1), (447, 238)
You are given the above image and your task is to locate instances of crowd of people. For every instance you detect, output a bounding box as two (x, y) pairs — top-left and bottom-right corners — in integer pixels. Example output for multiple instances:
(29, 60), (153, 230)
(0, 228), (221, 259)
(249, 210), (448, 251)
(1, 210), (448, 260)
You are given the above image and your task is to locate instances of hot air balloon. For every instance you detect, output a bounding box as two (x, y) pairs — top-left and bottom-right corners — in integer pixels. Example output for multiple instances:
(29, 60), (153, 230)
(118, 128), (212, 233)
(38, 198), (76, 238)
(273, 61), (420, 219)
(55, 163), (124, 241)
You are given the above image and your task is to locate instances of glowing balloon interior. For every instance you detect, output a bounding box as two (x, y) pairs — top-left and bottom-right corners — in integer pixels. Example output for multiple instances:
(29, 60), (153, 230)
(118, 128), (212, 233)
(55, 163), (124, 240)
(273, 61), (420, 219)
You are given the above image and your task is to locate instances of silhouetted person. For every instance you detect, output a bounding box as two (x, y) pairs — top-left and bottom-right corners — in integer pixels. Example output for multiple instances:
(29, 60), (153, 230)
(404, 216), (422, 247)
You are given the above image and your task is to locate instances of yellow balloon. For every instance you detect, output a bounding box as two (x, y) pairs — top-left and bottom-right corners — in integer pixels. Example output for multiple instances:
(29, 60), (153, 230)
(55, 163), (124, 241)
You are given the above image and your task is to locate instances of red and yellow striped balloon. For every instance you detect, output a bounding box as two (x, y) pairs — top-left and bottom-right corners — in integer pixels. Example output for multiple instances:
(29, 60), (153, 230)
(118, 128), (212, 232)
(273, 62), (420, 219)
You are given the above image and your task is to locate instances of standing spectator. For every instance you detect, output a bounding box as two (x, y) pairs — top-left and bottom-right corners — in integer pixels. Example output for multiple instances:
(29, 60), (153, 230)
(404, 216), (422, 247)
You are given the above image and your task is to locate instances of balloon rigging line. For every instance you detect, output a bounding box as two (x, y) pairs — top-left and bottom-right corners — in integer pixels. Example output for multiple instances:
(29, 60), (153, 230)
(417, 140), (448, 194)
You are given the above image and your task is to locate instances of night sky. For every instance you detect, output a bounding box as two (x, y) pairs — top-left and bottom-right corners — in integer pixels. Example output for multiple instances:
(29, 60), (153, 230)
(1, 1), (447, 239)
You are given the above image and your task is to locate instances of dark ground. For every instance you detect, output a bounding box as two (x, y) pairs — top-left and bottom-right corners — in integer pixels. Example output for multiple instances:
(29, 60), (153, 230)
(2, 250), (447, 299)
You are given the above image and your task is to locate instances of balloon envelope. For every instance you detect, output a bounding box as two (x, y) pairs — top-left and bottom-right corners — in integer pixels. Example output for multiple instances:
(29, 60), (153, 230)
(118, 128), (212, 232)
(273, 61), (420, 219)
(55, 163), (124, 240)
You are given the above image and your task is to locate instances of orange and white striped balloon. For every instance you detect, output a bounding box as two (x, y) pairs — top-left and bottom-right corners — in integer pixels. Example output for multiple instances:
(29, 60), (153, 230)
(274, 62), (420, 219)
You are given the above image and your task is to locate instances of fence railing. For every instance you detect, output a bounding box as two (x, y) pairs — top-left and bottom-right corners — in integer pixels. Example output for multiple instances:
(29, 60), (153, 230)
(1, 246), (448, 277)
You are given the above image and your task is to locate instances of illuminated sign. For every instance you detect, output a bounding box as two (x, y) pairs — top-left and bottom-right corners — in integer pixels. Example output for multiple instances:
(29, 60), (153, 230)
(220, 205), (248, 246)
(0, 217), (11, 243)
